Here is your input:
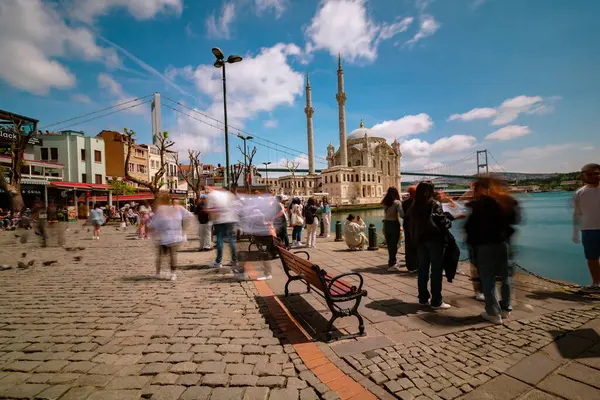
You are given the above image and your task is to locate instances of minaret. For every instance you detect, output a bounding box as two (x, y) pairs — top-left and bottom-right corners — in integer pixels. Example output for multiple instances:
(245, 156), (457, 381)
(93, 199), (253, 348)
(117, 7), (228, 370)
(336, 53), (348, 167)
(304, 73), (315, 175)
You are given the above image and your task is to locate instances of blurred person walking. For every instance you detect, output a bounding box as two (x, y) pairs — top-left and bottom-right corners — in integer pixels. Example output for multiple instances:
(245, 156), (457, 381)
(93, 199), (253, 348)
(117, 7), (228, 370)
(407, 181), (452, 310)
(573, 163), (600, 291)
(344, 214), (367, 250)
(195, 195), (212, 251)
(90, 203), (104, 240)
(151, 195), (192, 280)
(464, 176), (520, 324)
(402, 186), (418, 273)
(274, 195), (290, 249)
(304, 197), (319, 248)
(138, 201), (151, 239)
(290, 198), (304, 247)
(321, 197), (332, 238)
(31, 199), (48, 247)
(207, 188), (240, 269)
(382, 187), (404, 271)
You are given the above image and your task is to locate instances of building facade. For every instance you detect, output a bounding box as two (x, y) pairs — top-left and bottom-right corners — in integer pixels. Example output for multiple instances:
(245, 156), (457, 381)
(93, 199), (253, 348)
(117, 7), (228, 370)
(97, 130), (148, 186)
(33, 130), (106, 184)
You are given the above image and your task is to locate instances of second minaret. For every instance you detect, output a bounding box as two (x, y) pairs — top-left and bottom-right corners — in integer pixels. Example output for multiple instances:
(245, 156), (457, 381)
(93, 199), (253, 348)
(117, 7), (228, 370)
(304, 73), (315, 175)
(336, 54), (348, 167)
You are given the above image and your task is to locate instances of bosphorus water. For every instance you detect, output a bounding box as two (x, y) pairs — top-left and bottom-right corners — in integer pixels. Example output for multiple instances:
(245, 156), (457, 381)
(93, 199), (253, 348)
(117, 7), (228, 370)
(330, 192), (588, 286)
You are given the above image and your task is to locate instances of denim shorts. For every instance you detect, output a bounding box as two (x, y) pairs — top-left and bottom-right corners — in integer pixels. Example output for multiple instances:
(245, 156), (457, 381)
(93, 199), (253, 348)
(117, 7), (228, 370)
(582, 230), (600, 260)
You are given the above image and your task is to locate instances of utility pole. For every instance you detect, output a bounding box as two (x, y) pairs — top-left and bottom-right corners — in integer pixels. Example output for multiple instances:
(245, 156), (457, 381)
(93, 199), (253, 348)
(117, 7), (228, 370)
(476, 150), (489, 175)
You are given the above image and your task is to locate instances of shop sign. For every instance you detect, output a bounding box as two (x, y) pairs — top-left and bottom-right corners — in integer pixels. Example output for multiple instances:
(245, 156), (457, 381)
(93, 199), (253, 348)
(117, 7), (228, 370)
(21, 185), (43, 196)
(0, 127), (18, 143)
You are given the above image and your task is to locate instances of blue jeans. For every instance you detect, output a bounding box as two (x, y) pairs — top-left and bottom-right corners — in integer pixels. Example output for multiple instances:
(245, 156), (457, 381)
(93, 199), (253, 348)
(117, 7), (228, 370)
(417, 240), (444, 306)
(292, 225), (303, 242)
(476, 243), (511, 317)
(214, 223), (238, 264)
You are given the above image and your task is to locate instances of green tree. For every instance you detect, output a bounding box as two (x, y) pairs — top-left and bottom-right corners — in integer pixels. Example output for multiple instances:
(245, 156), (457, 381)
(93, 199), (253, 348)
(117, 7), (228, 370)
(109, 179), (135, 208)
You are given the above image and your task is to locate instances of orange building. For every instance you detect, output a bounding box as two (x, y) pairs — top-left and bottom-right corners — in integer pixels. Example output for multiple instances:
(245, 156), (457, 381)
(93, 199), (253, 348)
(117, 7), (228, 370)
(96, 130), (148, 186)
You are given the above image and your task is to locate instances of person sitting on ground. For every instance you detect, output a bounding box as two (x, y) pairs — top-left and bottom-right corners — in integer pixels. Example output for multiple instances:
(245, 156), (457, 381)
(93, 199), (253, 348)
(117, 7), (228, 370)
(344, 214), (367, 250)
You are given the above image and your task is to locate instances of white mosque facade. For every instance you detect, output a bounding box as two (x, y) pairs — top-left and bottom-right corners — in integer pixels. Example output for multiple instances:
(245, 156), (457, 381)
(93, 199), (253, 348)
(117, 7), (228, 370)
(278, 56), (402, 205)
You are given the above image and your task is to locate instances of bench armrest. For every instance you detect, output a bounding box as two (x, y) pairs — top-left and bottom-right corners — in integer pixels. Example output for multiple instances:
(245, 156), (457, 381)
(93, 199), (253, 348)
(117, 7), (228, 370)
(328, 272), (364, 295)
(292, 251), (310, 260)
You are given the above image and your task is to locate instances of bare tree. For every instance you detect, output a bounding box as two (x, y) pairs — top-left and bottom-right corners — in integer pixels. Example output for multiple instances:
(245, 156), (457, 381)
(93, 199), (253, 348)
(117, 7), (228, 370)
(229, 163), (244, 190)
(0, 114), (36, 212)
(123, 128), (174, 196)
(281, 158), (300, 195)
(176, 150), (203, 200)
(237, 145), (257, 189)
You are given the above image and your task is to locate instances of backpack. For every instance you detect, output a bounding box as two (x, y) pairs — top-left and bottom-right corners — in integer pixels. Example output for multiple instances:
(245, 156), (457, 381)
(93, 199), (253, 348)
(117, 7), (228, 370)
(304, 206), (316, 225)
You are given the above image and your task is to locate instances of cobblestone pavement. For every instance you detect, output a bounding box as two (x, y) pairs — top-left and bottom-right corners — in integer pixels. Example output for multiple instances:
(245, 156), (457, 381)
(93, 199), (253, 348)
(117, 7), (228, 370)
(0, 226), (328, 400)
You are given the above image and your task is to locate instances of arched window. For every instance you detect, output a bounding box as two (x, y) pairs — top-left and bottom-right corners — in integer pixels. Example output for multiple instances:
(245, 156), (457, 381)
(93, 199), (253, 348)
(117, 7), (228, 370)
(380, 161), (383, 170)
(356, 160), (361, 166)
(388, 161), (391, 174)
(362, 174), (365, 181)
(351, 174), (354, 182)
(378, 176), (381, 183)
(336, 175), (339, 183)
(355, 174), (359, 182)
(372, 174), (375, 182)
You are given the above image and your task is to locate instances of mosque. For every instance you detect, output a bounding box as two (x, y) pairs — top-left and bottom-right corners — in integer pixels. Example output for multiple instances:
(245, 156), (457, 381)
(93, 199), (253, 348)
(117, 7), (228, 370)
(278, 56), (402, 205)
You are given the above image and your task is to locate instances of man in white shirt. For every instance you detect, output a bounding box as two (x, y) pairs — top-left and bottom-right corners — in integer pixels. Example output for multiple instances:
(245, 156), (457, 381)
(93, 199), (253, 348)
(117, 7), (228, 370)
(207, 188), (240, 269)
(573, 163), (600, 290)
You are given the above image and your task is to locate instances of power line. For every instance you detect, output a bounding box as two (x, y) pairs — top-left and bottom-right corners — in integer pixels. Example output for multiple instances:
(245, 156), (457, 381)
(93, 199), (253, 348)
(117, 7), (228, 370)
(162, 103), (327, 166)
(40, 94), (153, 130)
(162, 96), (329, 163)
(49, 100), (152, 131)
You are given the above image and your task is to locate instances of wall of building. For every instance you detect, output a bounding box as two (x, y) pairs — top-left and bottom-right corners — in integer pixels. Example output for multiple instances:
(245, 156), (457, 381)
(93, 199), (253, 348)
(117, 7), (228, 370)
(98, 131), (126, 179)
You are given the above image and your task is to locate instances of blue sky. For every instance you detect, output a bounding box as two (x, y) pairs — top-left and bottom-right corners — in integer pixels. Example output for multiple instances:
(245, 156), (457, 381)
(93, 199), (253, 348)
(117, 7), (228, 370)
(1, 0), (599, 175)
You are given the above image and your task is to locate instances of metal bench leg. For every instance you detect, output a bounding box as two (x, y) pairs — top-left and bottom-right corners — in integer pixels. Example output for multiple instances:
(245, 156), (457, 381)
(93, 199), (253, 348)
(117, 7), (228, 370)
(325, 313), (340, 342)
(284, 276), (306, 297)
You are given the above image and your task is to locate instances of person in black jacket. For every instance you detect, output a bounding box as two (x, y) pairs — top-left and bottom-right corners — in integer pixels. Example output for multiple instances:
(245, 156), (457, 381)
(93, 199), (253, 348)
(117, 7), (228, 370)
(464, 176), (520, 325)
(194, 196), (212, 251)
(407, 181), (452, 310)
(402, 186), (418, 272)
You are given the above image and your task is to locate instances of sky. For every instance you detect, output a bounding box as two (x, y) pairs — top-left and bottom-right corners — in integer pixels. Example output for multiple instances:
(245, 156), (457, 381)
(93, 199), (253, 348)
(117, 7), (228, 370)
(1, 0), (599, 176)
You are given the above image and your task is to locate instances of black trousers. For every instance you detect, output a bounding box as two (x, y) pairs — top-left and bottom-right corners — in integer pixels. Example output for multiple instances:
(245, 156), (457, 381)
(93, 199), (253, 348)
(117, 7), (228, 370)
(384, 221), (401, 267)
(404, 229), (418, 272)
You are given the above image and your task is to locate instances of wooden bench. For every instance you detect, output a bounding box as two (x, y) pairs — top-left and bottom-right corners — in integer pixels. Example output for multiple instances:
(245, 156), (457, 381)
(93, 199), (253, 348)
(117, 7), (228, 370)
(275, 246), (368, 342)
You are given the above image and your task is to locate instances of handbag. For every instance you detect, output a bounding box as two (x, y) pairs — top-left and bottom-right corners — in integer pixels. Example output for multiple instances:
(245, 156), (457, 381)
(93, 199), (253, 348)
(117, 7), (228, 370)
(293, 213), (304, 226)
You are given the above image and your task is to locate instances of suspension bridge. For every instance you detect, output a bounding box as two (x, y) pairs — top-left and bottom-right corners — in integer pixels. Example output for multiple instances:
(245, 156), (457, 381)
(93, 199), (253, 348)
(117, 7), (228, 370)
(37, 92), (511, 180)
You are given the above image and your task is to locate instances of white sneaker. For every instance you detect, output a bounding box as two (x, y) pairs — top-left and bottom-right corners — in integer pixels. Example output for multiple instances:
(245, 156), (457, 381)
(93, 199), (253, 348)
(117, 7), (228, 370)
(387, 265), (403, 272)
(210, 261), (222, 269)
(256, 275), (272, 281)
(501, 310), (511, 319)
(170, 273), (177, 281)
(481, 311), (502, 324)
(474, 292), (485, 302)
(432, 303), (452, 310)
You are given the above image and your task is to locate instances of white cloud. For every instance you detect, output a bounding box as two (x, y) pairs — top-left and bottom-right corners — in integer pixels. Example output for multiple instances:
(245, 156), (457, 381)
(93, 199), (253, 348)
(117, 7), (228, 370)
(206, 2), (236, 39)
(501, 143), (594, 173)
(264, 119), (278, 128)
(71, 94), (92, 104)
(401, 135), (477, 157)
(255, 0), (287, 18)
(370, 113), (434, 141)
(173, 43), (304, 125)
(304, 0), (413, 63)
(97, 73), (146, 115)
(67, 0), (183, 23)
(448, 95), (560, 126)
(448, 107), (497, 122)
(404, 14), (439, 48)
(485, 125), (532, 141)
(0, 0), (120, 95)
(184, 23), (196, 38)
(278, 154), (310, 170)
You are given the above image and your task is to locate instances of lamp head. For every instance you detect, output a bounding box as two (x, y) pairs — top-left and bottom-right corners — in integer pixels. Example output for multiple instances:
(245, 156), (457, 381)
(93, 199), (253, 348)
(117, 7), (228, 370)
(212, 47), (224, 60)
(227, 55), (243, 64)
(247, 136), (254, 140)
(213, 59), (224, 68)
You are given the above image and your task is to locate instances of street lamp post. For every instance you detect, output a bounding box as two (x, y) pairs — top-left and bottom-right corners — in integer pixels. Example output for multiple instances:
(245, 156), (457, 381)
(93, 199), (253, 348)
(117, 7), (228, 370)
(238, 135), (253, 191)
(262, 161), (272, 193)
(212, 48), (243, 189)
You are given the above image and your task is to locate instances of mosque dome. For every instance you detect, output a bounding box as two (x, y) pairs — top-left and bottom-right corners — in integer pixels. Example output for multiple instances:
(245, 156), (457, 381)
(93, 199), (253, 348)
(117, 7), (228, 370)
(347, 120), (371, 139)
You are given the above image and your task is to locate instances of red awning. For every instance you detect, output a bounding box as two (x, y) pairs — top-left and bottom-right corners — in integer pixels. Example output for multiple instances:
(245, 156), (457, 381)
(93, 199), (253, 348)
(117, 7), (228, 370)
(50, 182), (111, 191)
(91, 194), (155, 202)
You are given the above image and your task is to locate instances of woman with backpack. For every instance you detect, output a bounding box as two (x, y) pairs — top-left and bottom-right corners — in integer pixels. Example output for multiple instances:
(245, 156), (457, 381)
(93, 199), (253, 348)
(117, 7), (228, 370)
(304, 197), (319, 248)
(407, 181), (453, 310)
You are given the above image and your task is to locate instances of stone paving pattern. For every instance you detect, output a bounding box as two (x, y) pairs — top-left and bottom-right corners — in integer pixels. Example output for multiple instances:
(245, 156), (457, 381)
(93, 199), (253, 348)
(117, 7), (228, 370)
(1, 223), (600, 399)
(0, 226), (328, 400)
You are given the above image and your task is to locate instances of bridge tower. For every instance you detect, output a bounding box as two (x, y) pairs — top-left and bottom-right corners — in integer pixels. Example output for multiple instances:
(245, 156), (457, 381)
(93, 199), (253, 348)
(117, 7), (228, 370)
(477, 150), (489, 175)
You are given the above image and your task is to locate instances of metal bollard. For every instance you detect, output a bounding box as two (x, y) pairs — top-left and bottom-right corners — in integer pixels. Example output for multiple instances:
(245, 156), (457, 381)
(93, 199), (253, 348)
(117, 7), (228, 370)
(368, 223), (378, 250)
(335, 221), (343, 242)
(320, 218), (325, 236)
